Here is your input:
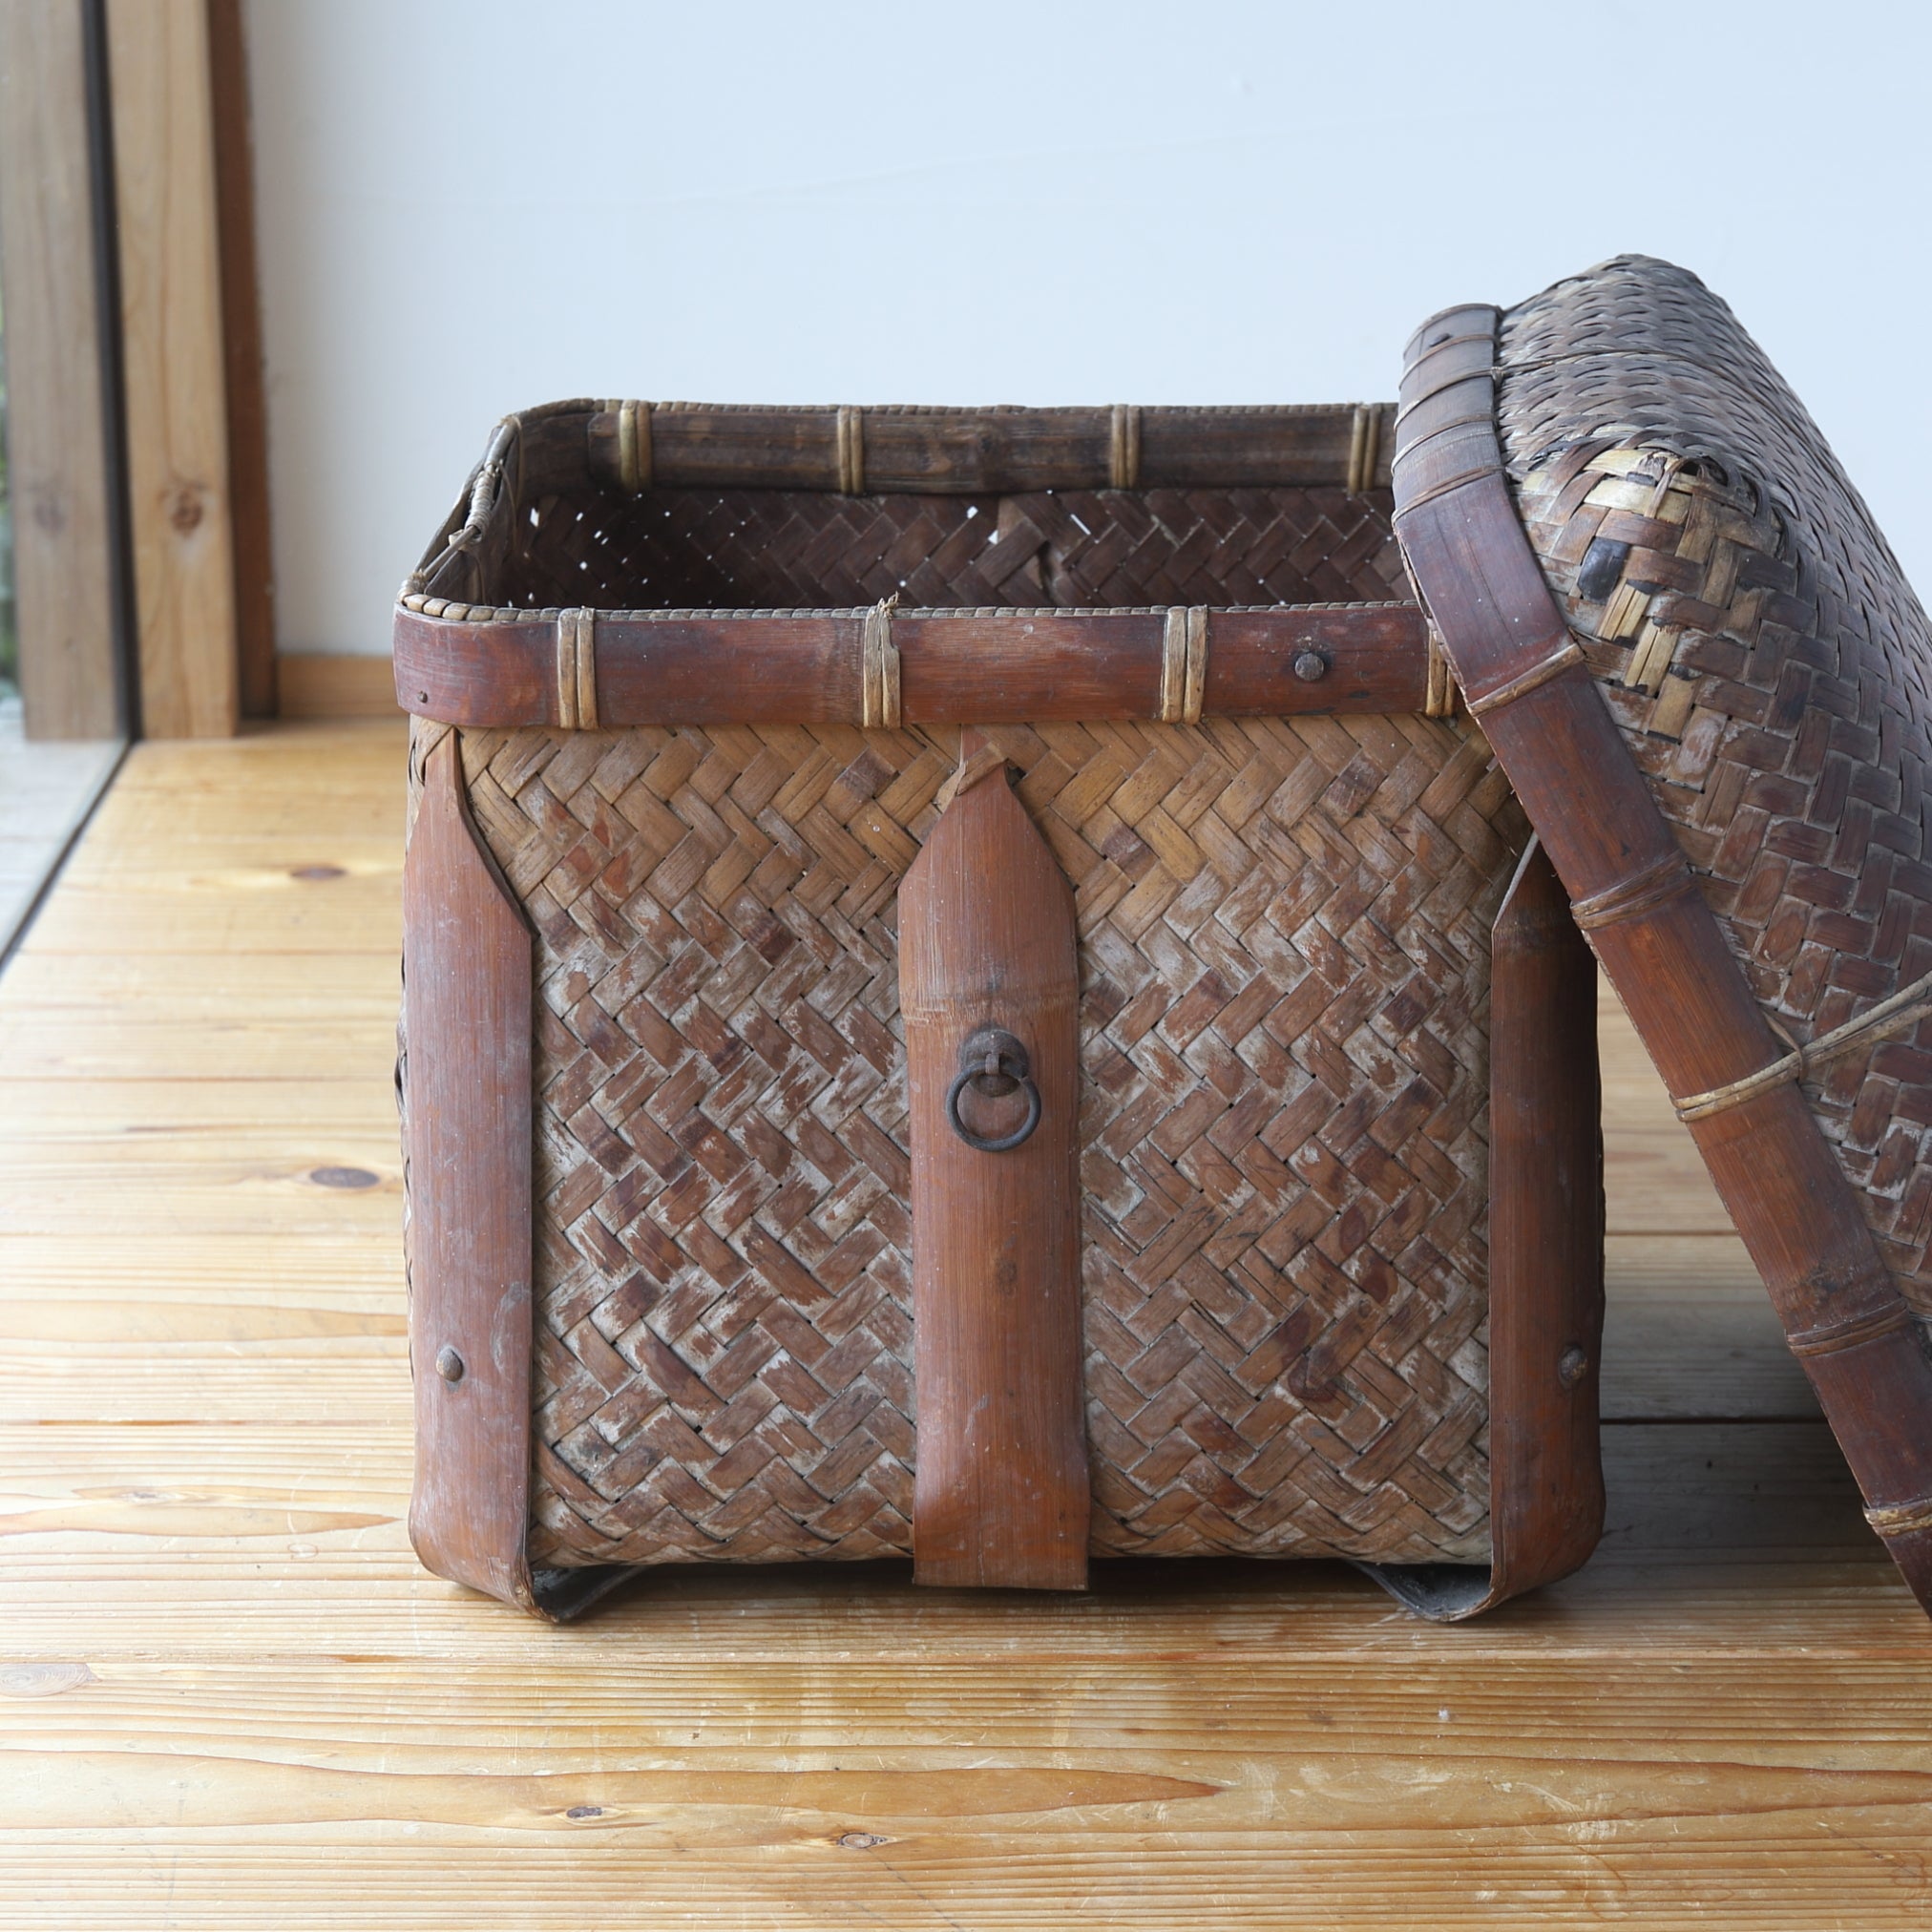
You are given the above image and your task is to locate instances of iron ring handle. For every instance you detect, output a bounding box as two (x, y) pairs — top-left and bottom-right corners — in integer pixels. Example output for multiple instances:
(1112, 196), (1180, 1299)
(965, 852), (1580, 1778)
(945, 1027), (1041, 1153)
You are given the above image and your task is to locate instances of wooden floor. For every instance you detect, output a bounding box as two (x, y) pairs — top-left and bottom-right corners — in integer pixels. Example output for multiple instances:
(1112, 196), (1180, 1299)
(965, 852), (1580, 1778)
(3, 721), (1928, 1928)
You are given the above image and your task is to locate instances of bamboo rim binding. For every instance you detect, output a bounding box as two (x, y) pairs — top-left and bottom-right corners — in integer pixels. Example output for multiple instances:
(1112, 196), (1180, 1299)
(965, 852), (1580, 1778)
(1347, 405), (1383, 495)
(1866, 1494), (1932, 1539)
(1423, 624), (1458, 719)
(556, 608), (599, 728)
(861, 596), (901, 728)
(615, 401), (653, 493)
(1674, 963), (1932, 1123)
(1109, 406), (1142, 490)
(1462, 639), (1586, 718)
(837, 407), (865, 494)
(1158, 609), (1208, 724)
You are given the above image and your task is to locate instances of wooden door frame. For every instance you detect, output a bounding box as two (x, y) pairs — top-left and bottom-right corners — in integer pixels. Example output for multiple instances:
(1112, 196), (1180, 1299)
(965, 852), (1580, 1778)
(0, 0), (127, 740)
(207, 0), (273, 721)
(0, 0), (272, 742)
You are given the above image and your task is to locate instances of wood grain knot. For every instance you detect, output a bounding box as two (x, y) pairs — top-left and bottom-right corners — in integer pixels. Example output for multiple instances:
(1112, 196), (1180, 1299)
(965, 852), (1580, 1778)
(0, 1663), (95, 1699)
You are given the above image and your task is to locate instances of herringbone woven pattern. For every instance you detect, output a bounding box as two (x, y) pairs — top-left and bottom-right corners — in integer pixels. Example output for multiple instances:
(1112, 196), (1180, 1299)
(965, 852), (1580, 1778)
(430, 713), (1526, 1569)
(1498, 255), (1932, 1310)
(487, 484), (1408, 613)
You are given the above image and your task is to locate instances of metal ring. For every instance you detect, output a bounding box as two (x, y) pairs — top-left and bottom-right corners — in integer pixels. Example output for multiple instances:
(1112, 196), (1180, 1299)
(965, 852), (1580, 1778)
(944, 1026), (1041, 1152)
(945, 1067), (1040, 1152)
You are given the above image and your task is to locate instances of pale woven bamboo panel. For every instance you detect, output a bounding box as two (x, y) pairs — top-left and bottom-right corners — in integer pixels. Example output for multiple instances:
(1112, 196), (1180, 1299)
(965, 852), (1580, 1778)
(428, 712), (1527, 1570)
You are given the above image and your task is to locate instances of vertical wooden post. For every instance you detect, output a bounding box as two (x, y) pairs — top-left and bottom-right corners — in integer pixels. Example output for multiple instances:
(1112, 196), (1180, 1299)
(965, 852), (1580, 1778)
(105, 0), (239, 739)
(0, 0), (124, 741)
(206, 0), (274, 719)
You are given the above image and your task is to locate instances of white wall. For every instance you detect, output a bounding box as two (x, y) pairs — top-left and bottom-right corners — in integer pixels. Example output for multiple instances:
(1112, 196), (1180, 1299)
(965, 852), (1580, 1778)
(245, 0), (1932, 656)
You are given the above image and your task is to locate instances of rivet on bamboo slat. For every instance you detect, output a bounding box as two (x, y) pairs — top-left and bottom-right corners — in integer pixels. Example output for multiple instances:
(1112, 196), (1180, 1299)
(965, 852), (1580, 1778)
(836, 407), (865, 494)
(555, 609), (598, 730)
(1157, 609), (1208, 724)
(861, 598), (900, 729)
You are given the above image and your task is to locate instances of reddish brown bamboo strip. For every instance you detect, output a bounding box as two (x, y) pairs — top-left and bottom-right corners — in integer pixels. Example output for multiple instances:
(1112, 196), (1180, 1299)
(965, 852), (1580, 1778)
(401, 730), (630, 1622)
(402, 729), (538, 1609)
(1363, 838), (1606, 1620)
(900, 734), (1088, 1590)
(1482, 839), (1606, 1598)
(392, 604), (1429, 728)
(572, 403), (1394, 496)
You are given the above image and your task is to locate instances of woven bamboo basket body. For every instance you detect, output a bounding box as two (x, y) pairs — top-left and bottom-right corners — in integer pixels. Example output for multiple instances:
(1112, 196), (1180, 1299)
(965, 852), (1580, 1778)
(397, 400), (1605, 1618)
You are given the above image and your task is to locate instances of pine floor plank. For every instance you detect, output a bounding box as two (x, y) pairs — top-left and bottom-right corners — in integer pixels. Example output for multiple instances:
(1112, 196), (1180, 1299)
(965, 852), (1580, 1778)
(4, 1828), (1928, 1932)
(19, 878), (400, 956)
(0, 1082), (395, 1137)
(0, 1162), (397, 1237)
(1, 720), (1923, 1929)
(0, 1018), (395, 1079)
(0, 1421), (1914, 1657)
(7, 1843), (1931, 1932)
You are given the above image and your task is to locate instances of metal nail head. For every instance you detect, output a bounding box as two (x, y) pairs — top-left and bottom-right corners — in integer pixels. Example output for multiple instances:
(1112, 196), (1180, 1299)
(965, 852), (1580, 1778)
(436, 1345), (466, 1383)
(1292, 650), (1330, 682)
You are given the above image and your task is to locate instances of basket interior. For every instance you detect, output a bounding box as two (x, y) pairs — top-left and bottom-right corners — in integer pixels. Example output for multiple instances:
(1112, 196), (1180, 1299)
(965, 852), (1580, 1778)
(481, 484), (1407, 613)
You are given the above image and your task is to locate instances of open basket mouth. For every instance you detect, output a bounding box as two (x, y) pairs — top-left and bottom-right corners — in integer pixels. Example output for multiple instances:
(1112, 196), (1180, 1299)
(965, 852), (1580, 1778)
(411, 400), (1403, 615)
(394, 401), (1456, 729)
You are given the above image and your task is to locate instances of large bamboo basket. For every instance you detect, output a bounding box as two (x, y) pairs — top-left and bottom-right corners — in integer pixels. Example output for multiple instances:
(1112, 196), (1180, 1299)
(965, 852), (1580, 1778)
(396, 398), (1604, 1621)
